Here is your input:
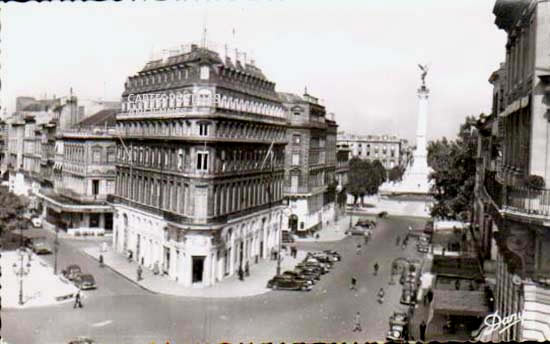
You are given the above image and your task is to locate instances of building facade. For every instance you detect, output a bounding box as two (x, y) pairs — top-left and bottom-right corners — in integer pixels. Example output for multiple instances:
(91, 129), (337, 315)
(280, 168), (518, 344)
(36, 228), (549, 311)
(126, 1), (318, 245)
(474, 1), (550, 341)
(279, 92), (338, 236)
(37, 111), (117, 236)
(111, 44), (287, 287)
(337, 132), (405, 170)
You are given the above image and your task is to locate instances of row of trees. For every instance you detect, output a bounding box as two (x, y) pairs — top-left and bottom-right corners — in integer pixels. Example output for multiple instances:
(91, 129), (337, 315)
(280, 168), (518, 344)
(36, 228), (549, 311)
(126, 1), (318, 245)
(0, 185), (30, 237)
(427, 115), (479, 220)
(347, 158), (387, 206)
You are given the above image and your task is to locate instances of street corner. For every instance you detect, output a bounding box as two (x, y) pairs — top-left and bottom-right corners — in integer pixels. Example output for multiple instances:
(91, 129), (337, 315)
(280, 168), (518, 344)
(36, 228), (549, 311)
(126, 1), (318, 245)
(2, 250), (78, 309)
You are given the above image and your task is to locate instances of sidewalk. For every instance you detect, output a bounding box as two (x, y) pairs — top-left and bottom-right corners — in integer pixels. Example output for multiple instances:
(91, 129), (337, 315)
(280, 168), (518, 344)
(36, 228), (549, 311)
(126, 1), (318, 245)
(83, 244), (312, 298)
(1, 250), (78, 309)
(294, 215), (350, 242)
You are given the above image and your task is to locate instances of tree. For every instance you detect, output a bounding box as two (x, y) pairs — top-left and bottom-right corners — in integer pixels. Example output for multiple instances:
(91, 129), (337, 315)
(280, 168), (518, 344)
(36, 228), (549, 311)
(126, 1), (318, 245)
(347, 158), (387, 206)
(428, 115), (480, 220)
(0, 186), (30, 237)
(388, 165), (405, 182)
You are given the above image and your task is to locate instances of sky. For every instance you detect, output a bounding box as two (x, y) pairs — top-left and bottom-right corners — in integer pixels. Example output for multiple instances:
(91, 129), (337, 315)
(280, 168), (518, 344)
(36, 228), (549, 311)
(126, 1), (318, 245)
(1, 0), (506, 144)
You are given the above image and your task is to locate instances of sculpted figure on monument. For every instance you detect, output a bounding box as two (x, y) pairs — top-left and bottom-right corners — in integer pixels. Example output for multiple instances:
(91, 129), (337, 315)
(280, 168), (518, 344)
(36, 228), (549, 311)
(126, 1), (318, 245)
(418, 64), (429, 86)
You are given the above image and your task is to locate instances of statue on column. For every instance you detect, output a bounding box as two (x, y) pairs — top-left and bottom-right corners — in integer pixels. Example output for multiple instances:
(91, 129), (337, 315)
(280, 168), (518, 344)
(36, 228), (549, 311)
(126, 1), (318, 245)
(418, 64), (429, 87)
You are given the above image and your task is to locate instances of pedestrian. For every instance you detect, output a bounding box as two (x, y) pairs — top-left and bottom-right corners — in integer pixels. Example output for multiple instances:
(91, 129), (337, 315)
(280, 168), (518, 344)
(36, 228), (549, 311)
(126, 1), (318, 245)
(99, 254), (104, 268)
(245, 261), (250, 277)
(377, 287), (385, 304)
(374, 262), (379, 275)
(455, 279), (460, 290)
(420, 320), (427, 341)
(396, 235), (401, 246)
(350, 276), (357, 290)
(73, 289), (83, 309)
(137, 265), (143, 281)
(352, 311), (362, 332)
(427, 289), (433, 304)
(356, 243), (361, 255)
(238, 265), (244, 281)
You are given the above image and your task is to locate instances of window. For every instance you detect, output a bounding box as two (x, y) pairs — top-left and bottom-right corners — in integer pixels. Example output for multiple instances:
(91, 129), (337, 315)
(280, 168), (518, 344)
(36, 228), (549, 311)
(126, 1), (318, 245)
(107, 149), (116, 163)
(200, 66), (210, 80)
(293, 112), (300, 116)
(292, 153), (300, 166)
(92, 148), (102, 163)
(293, 134), (301, 144)
(199, 123), (209, 137)
(197, 152), (209, 171)
(92, 180), (100, 196)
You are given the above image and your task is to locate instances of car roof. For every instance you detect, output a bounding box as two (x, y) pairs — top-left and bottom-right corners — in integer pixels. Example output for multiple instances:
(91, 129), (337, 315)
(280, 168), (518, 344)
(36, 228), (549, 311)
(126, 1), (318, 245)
(79, 274), (94, 279)
(67, 264), (81, 269)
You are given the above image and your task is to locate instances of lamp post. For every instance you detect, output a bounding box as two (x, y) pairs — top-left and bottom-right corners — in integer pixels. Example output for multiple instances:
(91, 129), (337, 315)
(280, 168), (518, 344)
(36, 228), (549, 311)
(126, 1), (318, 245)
(335, 184), (343, 222)
(13, 248), (31, 306)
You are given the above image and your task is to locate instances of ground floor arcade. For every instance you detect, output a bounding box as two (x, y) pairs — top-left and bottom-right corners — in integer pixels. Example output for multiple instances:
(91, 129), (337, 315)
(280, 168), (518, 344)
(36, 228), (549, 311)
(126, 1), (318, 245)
(112, 204), (285, 287)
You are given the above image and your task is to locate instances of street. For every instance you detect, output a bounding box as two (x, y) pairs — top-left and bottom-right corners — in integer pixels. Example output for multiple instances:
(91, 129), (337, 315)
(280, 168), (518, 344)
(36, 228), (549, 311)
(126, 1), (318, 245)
(2, 215), (427, 343)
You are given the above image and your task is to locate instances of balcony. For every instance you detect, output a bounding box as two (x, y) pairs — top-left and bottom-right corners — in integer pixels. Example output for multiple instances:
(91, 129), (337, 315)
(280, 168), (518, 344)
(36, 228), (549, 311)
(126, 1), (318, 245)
(504, 186), (550, 218)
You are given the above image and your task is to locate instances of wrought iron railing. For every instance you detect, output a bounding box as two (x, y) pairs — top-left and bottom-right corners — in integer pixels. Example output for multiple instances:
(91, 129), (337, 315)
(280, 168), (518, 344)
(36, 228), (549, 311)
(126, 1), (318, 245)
(484, 171), (503, 208)
(504, 186), (550, 217)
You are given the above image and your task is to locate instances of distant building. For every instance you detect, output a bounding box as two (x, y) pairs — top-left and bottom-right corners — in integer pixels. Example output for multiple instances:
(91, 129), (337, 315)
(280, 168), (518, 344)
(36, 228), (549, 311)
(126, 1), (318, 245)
(337, 132), (407, 169)
(279, 91), (338, 236)
(37, 109), (118, 235)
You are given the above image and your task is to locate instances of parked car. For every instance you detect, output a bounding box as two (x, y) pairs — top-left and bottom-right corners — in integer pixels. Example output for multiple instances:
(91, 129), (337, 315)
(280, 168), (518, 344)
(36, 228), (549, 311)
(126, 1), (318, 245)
(400, 288), (416, 305)
(378, 211), (388, 218)
(294, 267), (321, 281)
(32, 240), (52, 255)
(281, 271), (315, 286)
(355, 219), (376, 228)
(296, 261), (329, 274)
(322, 250), (342, 261)
(267, 276), (312, 291)
(67, 337), (96, 344)
(304, 256), (334, 269)
(31, 217), (42, 228)
(389, 312), (409, 327)
(74, 273), (97, 290)
(386, 323), (406, 342)
(308, 252), (339, 263)
(417, 242), (430, 253)
(62, 264), (82, 281)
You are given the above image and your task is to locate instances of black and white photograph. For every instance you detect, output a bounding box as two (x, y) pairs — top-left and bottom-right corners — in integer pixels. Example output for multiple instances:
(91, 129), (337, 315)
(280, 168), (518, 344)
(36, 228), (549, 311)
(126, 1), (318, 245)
(0, 0), (547, 343)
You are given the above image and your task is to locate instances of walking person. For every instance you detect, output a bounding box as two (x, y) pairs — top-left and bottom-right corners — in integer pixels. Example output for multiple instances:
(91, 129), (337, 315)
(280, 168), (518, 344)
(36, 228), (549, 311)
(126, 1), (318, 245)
(373, 262), (379, 276)
(137, 265), (143, 281)
(73, 288), (83, 309)
(420, 320), (427, 341)
(356, 243), (362, 255)
(377, 287), (385, 304)
(238, 265), (244, 281)
(395, 235), (401, 246)
(352, 311), (362, 332)
(245, 261), (250, 277)
(427, 289), (434, 304)
(350, 276), (357, 290)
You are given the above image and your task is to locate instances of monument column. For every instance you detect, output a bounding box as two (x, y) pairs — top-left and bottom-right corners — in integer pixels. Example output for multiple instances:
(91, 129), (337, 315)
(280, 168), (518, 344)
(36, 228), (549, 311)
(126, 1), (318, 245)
(416, 85), (429, 157)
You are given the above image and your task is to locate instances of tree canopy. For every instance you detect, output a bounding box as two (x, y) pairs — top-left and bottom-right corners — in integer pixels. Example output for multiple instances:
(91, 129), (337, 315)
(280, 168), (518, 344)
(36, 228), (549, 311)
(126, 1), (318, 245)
(428, 115), (480, 220)
(388, 165), (405, 183)
(0, 186), (30, 236)
(347, 158), (387, 205)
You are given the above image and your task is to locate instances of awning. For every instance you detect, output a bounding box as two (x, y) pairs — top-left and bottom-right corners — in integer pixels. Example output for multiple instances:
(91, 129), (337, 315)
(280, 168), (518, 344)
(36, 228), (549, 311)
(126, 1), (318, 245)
(433, 289), (490, 317)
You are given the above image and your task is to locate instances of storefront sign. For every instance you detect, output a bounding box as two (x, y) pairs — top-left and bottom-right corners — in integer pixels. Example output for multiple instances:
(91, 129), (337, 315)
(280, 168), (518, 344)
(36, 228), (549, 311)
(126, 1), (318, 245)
(483, 311), (524, 335)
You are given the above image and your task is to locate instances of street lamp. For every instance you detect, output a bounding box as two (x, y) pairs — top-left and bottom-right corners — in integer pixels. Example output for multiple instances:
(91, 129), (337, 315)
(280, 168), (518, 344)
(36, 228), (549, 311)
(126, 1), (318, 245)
(12, 248), (31, 306)
(335, 184), (343, 222)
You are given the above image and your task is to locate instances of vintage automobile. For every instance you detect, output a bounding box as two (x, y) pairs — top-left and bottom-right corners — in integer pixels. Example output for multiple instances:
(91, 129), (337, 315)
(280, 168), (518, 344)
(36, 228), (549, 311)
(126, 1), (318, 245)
(417, 242), (430, 253)
(322, 250), (342, 261)
(31, 217), (42, 228)
(294, 267), (322, 280)
(32, 240), (52, 255)
(296, 261), (329, 274)
(400, 288), (417, 305)
(304, 256), (334, 270)
(62, 264), (83, 281)
(267, 276), (312, 291)
(281, 271), (315, 286)
(308, 251), (339, 263)
(386, 324), (406, 342)
(378, 211), (388, 218)
(355, 219), (376, 228)
(74, 273), (97, 290)
(67, 337), (96, 344)
(389, 312), (409, 327)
